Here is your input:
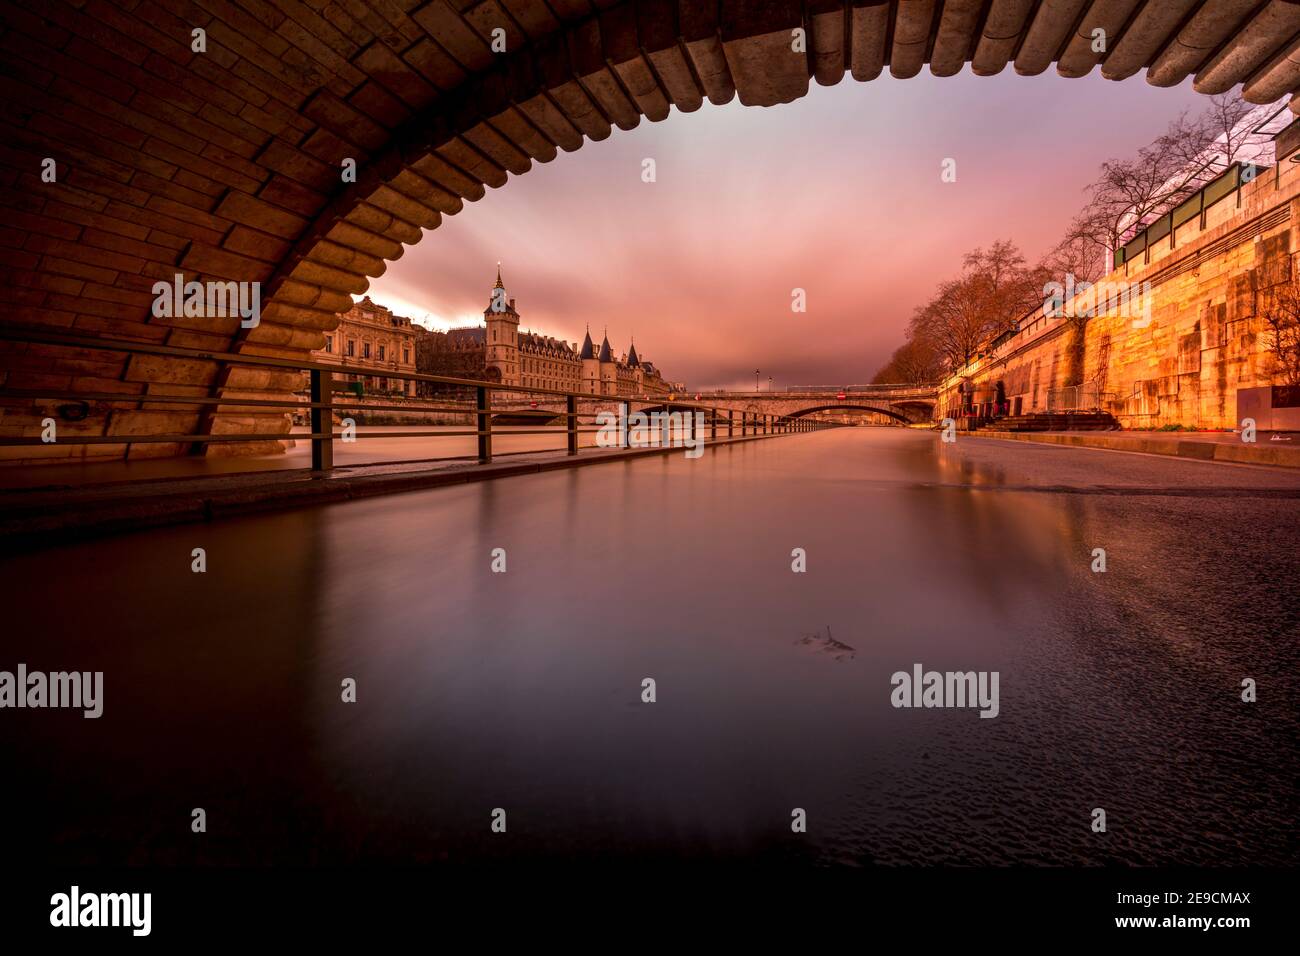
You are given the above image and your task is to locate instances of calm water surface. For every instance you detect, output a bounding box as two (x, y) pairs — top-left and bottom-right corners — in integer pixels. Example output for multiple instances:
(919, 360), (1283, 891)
(3, 429), (1297, 866)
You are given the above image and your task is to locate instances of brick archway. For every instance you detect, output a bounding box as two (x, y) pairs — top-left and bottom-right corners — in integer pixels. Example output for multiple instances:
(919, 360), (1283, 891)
(3, 1), (1298, 461)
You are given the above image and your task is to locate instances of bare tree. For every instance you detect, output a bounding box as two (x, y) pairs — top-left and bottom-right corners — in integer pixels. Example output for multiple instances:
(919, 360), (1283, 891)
(904, 240), (1041, 371)
(1189, 92), (1263, 182)
(1060, 91), (1260, 267)
(1042, 231), (1106, 285)
(963, 240), (1048, 326)
(872, 336), (943, 384)
(910, 277), (988, 371)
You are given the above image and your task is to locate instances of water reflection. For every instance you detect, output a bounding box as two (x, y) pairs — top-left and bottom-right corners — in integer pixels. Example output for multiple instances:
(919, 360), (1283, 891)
(2, 429), (1296, 866)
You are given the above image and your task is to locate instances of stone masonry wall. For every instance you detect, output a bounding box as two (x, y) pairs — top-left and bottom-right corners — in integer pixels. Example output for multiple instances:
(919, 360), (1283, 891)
(940, 162), (1300, 431)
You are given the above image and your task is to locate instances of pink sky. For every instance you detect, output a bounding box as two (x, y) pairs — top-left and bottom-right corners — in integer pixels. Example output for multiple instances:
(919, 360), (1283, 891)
(368, 70), (1205, 390)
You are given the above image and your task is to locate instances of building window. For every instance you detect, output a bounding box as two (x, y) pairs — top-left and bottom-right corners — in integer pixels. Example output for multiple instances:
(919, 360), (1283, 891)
(403, 349), (410, 364)
(346, 340), (355, 357)
(324, 336), (333, 353)
(363, 343), (371, 358)
(379, 345), (386, 361)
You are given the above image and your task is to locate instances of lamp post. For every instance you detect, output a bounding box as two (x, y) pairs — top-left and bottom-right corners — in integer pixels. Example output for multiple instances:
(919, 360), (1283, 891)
(755, 369), (760, 392)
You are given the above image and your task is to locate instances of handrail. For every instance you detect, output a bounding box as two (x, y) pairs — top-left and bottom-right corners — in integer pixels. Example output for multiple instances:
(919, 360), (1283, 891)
(0, 323), (839, 470)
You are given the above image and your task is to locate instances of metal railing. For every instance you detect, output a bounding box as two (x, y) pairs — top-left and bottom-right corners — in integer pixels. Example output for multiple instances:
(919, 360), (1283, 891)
(1045, 385), (1119, 413)
(0, 324), (837, 471)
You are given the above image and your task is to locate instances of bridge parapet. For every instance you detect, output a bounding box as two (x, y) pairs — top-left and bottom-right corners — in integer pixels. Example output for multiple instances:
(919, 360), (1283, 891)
(685, 387), (939, 424)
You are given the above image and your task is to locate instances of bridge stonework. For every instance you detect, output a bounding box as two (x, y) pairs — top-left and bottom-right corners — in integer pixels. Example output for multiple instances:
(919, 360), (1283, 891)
(494, 385), (936, 424)
(684, 388), (936, 424)
(0, 1), (1297, 462)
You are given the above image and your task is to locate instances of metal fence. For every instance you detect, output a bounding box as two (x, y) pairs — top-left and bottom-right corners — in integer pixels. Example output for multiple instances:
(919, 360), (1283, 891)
(0, 323), (835, 472)
(1046, 385), (1118, 412)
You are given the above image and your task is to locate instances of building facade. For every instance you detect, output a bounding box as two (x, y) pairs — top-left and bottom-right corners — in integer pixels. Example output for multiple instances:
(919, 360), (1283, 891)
(316, 296), (418, 395)
(420, 268), (680, 397)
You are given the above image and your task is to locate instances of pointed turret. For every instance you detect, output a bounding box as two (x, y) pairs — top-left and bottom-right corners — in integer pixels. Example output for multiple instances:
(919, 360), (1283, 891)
(580, 324), (600, 394)
(483, 263), (519, 384)
(626, 338), (640, 368)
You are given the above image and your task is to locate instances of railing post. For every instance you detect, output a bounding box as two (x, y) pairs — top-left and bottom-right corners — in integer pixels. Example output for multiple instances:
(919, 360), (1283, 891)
(567, 394), (577, 456)
(310, 367), (333, 471)
(710, 407), (717, 442)
(477, 385), (492, 464)
(727, 409), (733, 438)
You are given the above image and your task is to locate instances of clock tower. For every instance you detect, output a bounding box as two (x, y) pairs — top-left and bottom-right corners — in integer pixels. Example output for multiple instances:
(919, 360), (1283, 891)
(483, 264), (519, 385)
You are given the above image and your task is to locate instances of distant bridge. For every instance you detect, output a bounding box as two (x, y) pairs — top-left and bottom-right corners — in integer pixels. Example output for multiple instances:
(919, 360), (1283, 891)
(684, 385), (939, 425)
(493, 384), (938, 426)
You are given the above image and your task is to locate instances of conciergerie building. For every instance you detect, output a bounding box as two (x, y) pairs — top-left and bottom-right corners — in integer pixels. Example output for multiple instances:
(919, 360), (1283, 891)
(413, 268), (682, 398)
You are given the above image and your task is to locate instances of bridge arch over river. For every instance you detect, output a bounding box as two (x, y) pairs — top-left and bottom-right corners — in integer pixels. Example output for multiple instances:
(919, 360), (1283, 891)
(675, 387), (937, 424)
(2, 1), (1295, 460)
(781, 403), (912, 424)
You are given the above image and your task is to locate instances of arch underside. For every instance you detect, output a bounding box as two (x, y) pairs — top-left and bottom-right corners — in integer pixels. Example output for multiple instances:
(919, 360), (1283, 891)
(782, 403), (913, 423)
(3, 1), (1297, 460)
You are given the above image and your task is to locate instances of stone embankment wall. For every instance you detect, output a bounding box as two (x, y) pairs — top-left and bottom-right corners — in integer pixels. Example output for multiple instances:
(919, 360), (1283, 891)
(940, 158), (1300, 430)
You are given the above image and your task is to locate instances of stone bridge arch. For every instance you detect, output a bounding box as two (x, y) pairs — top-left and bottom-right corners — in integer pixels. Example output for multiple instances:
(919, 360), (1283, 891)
(3, 0), (1297, 461)
(782, 402), (913, 424)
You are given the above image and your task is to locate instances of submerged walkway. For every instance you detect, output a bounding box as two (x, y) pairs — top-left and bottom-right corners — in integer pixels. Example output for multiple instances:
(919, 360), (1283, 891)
(969, 429), (1300, 468)
(0, 431), (789, 546)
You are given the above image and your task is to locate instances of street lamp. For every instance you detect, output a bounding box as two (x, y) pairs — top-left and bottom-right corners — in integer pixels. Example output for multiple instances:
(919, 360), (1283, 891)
(768, 376), (773, 392)
(755, 369), (760, 392)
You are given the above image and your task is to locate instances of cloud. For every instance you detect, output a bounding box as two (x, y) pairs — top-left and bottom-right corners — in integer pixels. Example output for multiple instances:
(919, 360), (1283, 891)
(369, 72), (1203, 388)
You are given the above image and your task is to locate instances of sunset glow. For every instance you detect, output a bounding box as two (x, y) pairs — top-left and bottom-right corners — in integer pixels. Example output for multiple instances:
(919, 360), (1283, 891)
(371, 72), (1203, 390)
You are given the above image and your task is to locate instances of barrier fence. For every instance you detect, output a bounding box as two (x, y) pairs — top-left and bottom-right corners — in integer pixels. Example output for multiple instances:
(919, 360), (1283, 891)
(0, 324), (837, 473)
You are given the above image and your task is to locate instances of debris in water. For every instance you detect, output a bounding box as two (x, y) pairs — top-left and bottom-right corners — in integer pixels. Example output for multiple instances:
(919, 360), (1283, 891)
(795, 625), (856, 662)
